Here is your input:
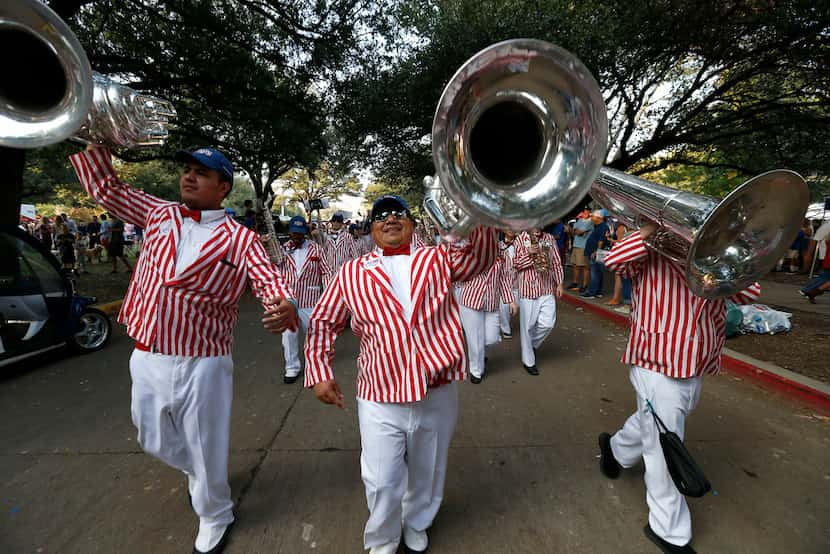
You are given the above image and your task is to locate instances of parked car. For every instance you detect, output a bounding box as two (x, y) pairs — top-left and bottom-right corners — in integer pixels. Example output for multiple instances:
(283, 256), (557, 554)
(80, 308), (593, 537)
(1, 225), (111, 368)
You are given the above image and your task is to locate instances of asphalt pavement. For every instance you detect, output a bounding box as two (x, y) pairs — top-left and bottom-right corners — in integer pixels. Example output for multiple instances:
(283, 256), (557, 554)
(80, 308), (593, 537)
(1, 295), (828, 553)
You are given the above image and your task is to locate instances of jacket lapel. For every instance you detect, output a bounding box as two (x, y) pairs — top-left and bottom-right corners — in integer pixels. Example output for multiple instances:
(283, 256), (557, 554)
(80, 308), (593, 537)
(410, 247), (437, 323)
(161, 206), (183, 281)
(298, 241), (316, 276)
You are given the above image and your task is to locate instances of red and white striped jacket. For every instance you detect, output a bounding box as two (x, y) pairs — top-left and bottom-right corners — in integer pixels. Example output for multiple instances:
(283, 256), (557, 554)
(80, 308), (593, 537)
(459, 256), (515, 311)
(305, 227), (498, 403)
(323, 229), (359, 283)
(277, 239), (330, 309)
(513, 232), (564, 299)
(605, 232), (761, 378)
(70, 147), (293, 357)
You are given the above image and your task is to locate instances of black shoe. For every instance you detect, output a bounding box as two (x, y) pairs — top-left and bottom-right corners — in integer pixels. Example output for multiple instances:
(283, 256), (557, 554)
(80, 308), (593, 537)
(523, 363), (539, 376)
(643, 524), (695, 553)
(283, 373), (300, 384)
(470, 374), (482, 384)
(598, 432), (621, 479)
(194, 519), (235, 554)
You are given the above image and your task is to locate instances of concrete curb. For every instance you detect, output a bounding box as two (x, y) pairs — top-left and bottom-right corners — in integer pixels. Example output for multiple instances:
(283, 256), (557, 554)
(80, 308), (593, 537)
(94, 300), (123, 316)
(559, 292), (830, 414)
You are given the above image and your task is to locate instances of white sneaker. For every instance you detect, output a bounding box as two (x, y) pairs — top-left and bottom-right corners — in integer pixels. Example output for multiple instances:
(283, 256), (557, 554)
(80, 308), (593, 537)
(614, 305), (630, 314)
(369, 540), (400, 554)
(195, 519), (233, 553)
(403, 527), (429, 552)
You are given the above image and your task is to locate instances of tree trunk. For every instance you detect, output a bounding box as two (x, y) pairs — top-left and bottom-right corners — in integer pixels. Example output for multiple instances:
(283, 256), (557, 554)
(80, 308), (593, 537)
(0, 147), (25, 226)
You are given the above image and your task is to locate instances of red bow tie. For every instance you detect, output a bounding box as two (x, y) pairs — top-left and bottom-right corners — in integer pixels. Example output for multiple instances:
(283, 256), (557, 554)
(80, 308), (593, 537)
(383, 243), (411, 256)
(179, 206), (202, 222)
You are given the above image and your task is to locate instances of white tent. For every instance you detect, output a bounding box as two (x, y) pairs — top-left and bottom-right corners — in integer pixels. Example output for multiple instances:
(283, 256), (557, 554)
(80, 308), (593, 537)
(19, 203), (36, 222)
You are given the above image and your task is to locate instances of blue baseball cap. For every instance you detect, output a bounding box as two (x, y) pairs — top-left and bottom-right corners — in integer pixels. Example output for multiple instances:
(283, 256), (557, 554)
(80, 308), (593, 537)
(288, 216), (308, 234)
(174, 147), (234, 182)
(371, 194), (410, 220)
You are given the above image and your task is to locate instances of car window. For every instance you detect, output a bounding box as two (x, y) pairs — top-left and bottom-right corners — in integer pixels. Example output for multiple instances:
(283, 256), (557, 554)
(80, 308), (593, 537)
(0, 231), (65, 297)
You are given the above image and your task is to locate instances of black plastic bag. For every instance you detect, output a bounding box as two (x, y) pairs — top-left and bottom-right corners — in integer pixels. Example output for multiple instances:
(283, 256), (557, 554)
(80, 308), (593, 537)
(647, 400), (712, 498)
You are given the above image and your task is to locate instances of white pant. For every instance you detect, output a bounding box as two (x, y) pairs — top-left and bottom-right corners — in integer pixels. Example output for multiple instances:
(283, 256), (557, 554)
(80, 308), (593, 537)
(129, 350), (235, 531)
(459, 306), (501, 378)
(282, 307), (313, 376)
(518, 295), (557, 366)
(357, 382), (459, 549)
(611, 366), (703, 547)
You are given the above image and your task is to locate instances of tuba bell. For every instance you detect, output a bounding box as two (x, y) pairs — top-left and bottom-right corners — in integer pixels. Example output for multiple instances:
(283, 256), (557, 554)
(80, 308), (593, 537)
(424, 39), (608, 242)
(591, 167), (808, 299)
(0, 0), (176, 150)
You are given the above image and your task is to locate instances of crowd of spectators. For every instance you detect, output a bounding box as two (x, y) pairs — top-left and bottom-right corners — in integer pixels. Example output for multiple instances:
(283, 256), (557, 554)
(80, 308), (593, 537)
(18, 212), (142, 275)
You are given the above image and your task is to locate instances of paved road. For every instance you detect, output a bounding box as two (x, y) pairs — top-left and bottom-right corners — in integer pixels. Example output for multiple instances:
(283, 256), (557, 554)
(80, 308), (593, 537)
(1, 295), (828, 553)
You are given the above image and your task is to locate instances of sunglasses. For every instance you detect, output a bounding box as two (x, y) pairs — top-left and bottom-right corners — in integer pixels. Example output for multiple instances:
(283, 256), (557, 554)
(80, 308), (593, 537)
(373, 210), (410, 222)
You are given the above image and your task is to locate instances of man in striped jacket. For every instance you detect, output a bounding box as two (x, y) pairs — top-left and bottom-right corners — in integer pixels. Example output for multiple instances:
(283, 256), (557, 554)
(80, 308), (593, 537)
(71, 145), (298, 554)
(513, 228), (565, 375)
(323, 212), (359, 283)
(598, 223), (760, 554)
(305, 195), (497, 554)
(274, 216), (331, 384)
(459, 248), (517, 383)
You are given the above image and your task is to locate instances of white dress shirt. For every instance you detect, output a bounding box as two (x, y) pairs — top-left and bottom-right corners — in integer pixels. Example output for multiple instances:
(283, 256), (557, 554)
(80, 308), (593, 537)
(290, 240), (310, 274)
(380, 251), (413, 322)
(175, 209), (226, 275)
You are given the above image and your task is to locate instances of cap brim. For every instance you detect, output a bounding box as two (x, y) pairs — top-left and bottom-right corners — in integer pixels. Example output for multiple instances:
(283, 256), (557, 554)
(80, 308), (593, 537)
(173, 151), (233, 181)
(173, 150), (200, 165)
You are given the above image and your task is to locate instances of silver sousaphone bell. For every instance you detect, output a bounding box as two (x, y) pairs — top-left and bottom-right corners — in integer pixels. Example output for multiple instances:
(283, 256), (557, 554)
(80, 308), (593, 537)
(424, 39), (608, 242)
(0, 0), (176, 149)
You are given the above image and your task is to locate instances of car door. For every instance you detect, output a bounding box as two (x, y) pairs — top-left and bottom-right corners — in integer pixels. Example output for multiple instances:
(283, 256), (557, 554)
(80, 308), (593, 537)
(0, 226), (72, 367)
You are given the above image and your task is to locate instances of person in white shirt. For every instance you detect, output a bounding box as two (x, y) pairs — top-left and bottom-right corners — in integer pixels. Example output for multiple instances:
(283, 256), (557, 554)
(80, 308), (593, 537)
(277, 216), (330, 383)
(72, 145), (298, 554)
(304, 195), (497, 554)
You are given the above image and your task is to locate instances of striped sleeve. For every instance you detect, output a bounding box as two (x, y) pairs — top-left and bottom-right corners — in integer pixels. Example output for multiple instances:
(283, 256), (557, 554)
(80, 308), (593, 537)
(728, 282), (761, 305)
(69, 147), (169, 228)
(446, 226), (497, 283)
(304, 272), (351, 387)
(498, 260), (516, 304)
(604, 231), (649, 278)
(245, 235), (295, 304)
(513, 235), (534, 271)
